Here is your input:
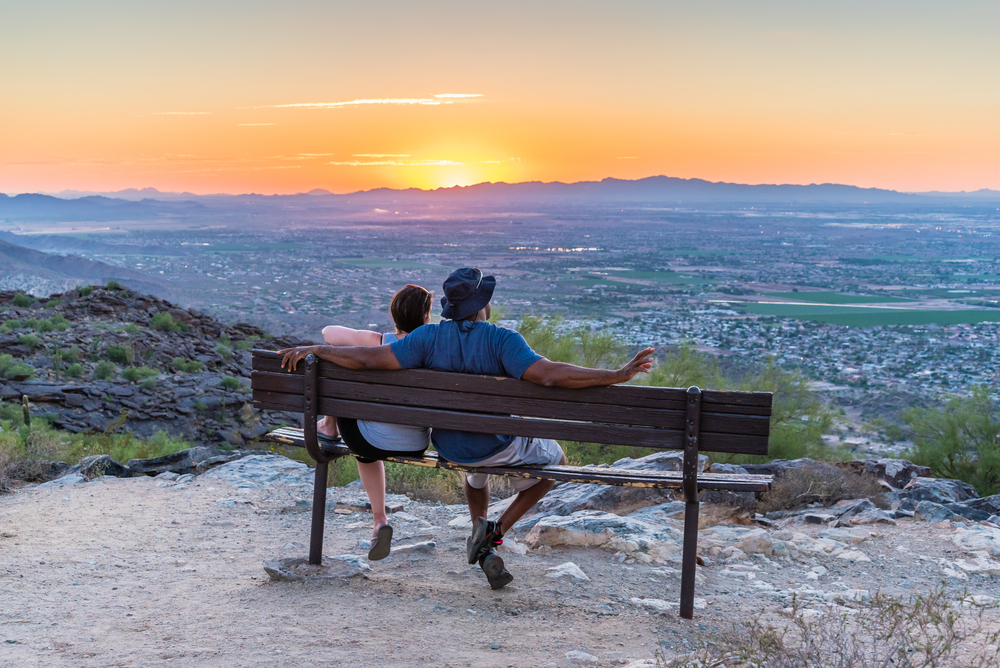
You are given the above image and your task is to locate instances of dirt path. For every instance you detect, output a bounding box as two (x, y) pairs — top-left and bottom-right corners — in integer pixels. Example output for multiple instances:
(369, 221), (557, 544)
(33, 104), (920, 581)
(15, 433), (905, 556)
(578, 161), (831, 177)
(1, 476), (997, 667)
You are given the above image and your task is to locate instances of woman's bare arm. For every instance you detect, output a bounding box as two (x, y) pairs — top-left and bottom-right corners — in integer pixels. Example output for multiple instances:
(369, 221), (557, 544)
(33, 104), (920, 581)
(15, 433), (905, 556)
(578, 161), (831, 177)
(322, 325), (383, 347)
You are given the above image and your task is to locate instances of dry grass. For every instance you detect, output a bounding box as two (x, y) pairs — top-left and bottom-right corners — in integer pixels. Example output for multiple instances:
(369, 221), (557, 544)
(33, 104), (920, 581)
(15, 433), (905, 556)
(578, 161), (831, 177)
(757, 461), (887, 514)
(663, 586), (1000, 668)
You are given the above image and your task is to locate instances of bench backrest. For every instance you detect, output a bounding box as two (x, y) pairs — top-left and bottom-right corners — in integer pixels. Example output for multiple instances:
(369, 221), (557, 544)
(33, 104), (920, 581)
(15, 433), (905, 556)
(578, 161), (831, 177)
(251, 350), (772, 455)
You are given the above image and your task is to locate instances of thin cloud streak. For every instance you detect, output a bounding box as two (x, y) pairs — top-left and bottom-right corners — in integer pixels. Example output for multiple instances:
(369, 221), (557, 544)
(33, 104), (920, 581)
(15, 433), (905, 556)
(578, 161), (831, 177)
(269, 94), (483, 109)
(155, 111), (211, 115)
(353, 153), (411, 158)
(328, 160), (462, 166)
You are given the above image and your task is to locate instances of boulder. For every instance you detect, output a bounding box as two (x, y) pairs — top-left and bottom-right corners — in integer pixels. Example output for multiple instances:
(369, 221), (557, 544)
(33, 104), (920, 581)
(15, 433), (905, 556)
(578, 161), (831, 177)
(518, 451), (708, 518)
(127, 445), (235, 476)
(545, 562), (590, 582)
(837, 459), (932, 489)
(200, 454), (315, 488)
(741, 458), (823, 478)
(913, 500), (958, 524)
(523, 510), (683, 562)
(701, 463), (755, 508)
(900, 477), (978, 505)
(958, 494), (1000, 516)
(830, 499), (895, 525)
(943, 503), (994, 523)
(78, 455), (132, 479)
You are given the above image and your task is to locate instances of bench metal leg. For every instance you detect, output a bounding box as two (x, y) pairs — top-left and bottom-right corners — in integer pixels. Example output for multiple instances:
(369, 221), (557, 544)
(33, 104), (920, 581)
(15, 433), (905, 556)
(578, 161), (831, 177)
(679, 386), (702, 620)
(309, 460), (329, 564)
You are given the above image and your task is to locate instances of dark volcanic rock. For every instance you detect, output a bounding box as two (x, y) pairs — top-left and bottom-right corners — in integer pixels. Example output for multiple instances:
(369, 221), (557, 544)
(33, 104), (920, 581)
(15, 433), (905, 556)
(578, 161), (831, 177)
(959, 494), (1000, 516)
(837, 458), (932, 489)
(900, 477), (978, 505)
(127, 446), (234, 476)
(78, 455), (132, 479)
(740, 458), (819, 478)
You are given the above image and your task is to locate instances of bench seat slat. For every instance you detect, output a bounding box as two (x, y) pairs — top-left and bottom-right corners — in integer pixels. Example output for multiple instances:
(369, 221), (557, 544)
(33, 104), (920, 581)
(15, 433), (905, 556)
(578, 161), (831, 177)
(251, 371), (771, 436)
(252, 391), (770, 455)
(262, 428), (773, 492)
(252, 351), (773, 414)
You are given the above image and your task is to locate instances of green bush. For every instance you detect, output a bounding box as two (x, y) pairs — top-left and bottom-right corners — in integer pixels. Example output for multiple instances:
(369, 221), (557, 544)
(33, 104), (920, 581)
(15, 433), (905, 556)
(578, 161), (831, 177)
(79, 286), (95, 297)
(62, 347), (81, 363)
(36, 319), (54, 333)
(45, 299), (62, 308)
(0, 355), (35, 381)
(139, 378), (157, 391)
(124, 323), (142, 335)
(106, 344), (130, 365)
(92, 360), (117, 380)
(122, 366), (159, 383)
(65, 363), (84, 378)
(48, 314), (70, 331)
(194, 401), (208, 411)
(218, 334), (232, 348)
(216, 344), (233, 361)
(22, 318), (38, 330)
(234, 340), (253, 351)
(12, 293), (31, 308)
(905, 386), (1000, 495)
(171, 357), (204, 373)
(220, 376), (242, 391)
(1, 319), (21, 332)
(16, 334), (42, 349)
(150, 312), (186, 333)
(105, 280), (121, 290)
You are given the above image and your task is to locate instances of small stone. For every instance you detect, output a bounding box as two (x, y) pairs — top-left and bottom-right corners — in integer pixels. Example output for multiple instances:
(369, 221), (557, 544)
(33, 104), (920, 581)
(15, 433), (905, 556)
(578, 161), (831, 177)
(565, 650), (600, 665)
(281, 541), (305, 551)
(392, 540), (436, 555)
(263, 555), (370, 581)
(490, 643), (500, 650)
(545, 562), (590, 582)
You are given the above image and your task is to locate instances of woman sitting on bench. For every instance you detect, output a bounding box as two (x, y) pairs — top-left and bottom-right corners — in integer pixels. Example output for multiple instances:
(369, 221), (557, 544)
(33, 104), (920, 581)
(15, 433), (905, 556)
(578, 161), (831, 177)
(315, 284), (434, 560)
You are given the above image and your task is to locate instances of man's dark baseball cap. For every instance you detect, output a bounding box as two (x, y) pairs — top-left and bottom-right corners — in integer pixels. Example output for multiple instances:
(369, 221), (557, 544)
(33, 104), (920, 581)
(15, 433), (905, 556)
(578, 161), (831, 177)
(440, 267), (496, 321)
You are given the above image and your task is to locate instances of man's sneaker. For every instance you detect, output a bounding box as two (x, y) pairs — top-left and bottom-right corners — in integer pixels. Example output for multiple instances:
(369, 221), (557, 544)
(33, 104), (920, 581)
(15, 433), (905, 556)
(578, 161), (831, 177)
(467, 517), (504, 565)
(479, 551), (513, 590)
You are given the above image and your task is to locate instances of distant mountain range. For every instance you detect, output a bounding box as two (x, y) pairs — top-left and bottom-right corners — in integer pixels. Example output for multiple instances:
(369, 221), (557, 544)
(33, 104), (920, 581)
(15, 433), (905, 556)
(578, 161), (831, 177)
(2, 176), (999, 222)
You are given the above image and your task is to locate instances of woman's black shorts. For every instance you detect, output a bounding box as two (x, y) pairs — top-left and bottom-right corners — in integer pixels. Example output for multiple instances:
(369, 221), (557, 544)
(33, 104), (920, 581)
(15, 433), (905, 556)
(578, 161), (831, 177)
(336, 417), (428, 464)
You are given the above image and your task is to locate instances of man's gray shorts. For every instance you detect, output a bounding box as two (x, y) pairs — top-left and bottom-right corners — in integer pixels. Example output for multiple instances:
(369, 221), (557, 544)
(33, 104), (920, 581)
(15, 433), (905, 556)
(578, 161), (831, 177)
(464, 437), (564, 492)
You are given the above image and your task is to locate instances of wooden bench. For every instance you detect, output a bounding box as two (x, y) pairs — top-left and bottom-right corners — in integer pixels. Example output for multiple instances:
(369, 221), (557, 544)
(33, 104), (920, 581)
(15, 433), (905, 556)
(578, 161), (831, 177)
(251, 349), (773, 619)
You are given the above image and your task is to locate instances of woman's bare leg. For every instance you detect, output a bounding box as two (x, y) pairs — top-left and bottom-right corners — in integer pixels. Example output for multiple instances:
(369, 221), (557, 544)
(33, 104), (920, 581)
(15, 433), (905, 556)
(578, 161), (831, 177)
(356, 460), (389, 536)
(317, 415), (338, 438)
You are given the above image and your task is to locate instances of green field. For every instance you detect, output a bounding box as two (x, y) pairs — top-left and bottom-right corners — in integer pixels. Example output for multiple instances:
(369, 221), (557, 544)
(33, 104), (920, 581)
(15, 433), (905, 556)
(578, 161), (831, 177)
(764, 291), (914, 304)
(902, 288), (1000, 299)
(332, 258), (445, 270)
(741, 303), (1000, 326)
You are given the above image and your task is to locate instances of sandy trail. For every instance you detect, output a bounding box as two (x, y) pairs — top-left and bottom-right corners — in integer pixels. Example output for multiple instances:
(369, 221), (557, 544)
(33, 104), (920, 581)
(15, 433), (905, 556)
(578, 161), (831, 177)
(1, 475), (997, 667)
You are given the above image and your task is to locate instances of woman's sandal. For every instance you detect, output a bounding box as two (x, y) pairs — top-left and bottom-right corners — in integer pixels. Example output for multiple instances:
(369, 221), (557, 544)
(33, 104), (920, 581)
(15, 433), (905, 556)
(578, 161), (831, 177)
(368, 524), (393, 561)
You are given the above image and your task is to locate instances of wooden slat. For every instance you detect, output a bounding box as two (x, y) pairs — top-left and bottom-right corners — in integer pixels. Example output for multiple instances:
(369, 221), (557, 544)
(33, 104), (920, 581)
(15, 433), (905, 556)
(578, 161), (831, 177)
(253, 391), (770, 455)
(251, 371), (771, 436)
(261, 428), (772, 492)
(252, 350), (772, 415)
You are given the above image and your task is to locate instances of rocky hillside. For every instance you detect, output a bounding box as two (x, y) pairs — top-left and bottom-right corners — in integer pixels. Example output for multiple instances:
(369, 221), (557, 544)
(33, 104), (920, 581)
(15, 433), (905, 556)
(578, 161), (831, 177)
(0, 284), (312, 446)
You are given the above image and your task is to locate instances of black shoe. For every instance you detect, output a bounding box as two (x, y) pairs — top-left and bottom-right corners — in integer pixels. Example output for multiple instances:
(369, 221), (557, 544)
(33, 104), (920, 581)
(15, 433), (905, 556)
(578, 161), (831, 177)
(480, 551), (513, 590)
(467, 517), (504, 565)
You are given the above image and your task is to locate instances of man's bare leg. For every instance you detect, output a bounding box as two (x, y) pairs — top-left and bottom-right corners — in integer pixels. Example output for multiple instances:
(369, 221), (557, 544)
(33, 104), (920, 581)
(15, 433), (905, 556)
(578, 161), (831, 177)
(357, 460), (389, 537)
(465, 477), (490, 522)
(498, 451), (566, 530)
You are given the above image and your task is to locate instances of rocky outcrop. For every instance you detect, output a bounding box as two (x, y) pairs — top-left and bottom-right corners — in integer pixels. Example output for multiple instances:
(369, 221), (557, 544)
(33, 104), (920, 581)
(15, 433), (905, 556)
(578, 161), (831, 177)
(837, 459), (932, 489)
(900, 477), (978, 505)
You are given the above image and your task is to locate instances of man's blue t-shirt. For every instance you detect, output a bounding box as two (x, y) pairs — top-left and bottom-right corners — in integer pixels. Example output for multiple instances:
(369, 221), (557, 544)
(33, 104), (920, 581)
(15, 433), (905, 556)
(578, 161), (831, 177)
(388, 320), (542, 463)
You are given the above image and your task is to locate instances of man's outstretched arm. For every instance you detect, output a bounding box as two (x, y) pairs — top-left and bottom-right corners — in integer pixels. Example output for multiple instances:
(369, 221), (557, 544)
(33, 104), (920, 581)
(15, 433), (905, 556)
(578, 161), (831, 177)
(521, 347), (654, 388)
(277, 344), (401, 372)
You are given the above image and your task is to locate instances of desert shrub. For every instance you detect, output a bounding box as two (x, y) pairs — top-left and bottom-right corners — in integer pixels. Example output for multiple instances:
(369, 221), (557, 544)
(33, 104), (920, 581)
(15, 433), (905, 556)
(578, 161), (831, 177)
(139, 378), (157, 391)
(216, 344), (233, 361)
(45, 299), (62, 308)
(0, 354), (35, 381)
(62, 346), (81, 363)
(124, 323), (142, 335)
(35, 319), (54, 333)
(65, 363), (84, 378)
(48, 314), (70, 331)
(661, 586), (999, 668)
(79, 286), (94, 296)
(92, 360), (117, 380)
(756, 461), (887, 514)
(105, 280), (121, 290)
(17, 334), (42, 349)
(904, 386), (1000, 495)
(234, 340), (253, 351)
(171, 357), (204, 373)
(12, 293), (31, 307)
(517, 315), (627, 368)
(121, 366), (158, 383)
(193, 401), (208, 411)
(105, 344), (130, 365)
(218, 334), (232, 348)
(220, 376), (242, 391)
(1, 319), (22, 332)
(151, 312), (187, 333)
(0, 427), (63, 492)
(22, 318), (39, 330)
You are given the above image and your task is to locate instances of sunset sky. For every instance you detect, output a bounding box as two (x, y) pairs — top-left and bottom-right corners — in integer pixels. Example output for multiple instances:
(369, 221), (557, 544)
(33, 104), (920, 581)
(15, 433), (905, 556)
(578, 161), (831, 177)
(3, 1), (998, 195)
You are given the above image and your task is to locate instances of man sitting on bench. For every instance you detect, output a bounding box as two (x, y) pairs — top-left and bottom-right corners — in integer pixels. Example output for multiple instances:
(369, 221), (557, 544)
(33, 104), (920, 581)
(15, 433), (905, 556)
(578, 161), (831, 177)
(279, 267), (653, 589)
